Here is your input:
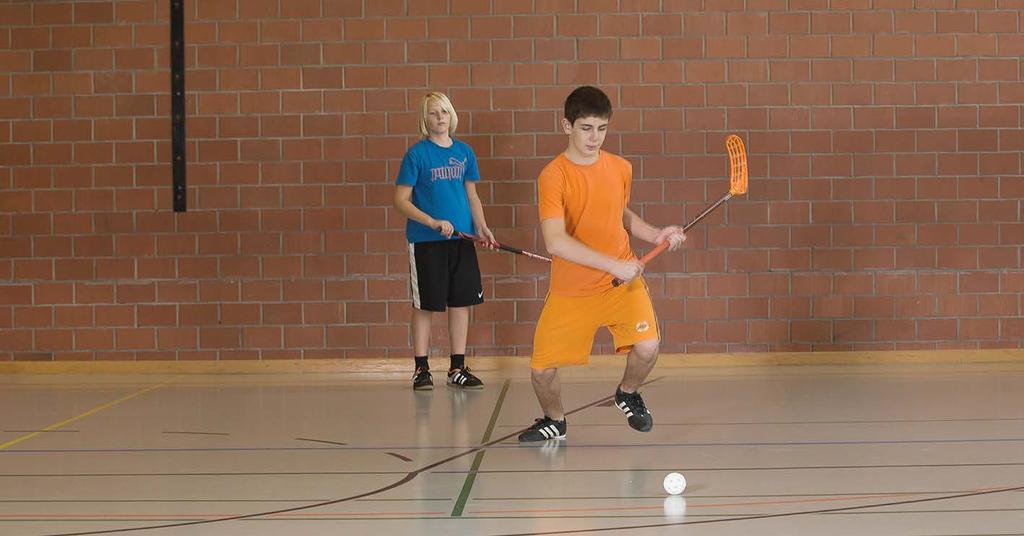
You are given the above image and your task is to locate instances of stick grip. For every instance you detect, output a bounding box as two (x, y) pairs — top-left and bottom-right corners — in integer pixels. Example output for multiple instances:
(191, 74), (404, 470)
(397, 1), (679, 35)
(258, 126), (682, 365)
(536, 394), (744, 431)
(498, 244), (524, 255)
(612, 241), (669, 287)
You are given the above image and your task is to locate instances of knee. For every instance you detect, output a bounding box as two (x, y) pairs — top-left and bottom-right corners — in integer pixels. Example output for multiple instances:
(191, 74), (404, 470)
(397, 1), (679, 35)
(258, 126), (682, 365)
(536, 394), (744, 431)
(531, 367), (557, 381)
(632, 339), (659, 361)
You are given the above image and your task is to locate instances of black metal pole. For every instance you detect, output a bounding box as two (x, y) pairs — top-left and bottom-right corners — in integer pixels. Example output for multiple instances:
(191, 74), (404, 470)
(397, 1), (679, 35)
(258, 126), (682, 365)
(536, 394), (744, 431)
(170, 0), (187, 212)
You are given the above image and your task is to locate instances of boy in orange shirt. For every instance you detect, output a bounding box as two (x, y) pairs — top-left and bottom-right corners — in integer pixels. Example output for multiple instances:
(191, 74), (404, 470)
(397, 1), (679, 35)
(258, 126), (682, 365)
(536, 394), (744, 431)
(519, 86), (686, 442)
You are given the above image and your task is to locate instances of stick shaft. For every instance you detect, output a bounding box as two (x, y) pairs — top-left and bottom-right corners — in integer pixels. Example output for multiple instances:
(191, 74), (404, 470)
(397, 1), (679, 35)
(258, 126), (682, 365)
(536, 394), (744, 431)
(457, 232), (551, 263)
(612, 191), (735, 287)
(682, 192), (733, 233)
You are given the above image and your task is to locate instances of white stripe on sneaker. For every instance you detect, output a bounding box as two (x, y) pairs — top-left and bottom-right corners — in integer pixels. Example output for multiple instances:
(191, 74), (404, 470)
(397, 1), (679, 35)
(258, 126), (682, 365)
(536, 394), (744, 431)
(617, 402), (633, 417)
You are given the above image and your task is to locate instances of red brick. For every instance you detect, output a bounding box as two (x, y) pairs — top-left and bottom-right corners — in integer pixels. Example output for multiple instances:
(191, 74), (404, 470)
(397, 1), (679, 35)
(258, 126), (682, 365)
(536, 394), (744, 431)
(200, 327), (241, 349)
(94, 304), (134, 327)
(72, 2), (112, 23)
(284, 326), (324, 348)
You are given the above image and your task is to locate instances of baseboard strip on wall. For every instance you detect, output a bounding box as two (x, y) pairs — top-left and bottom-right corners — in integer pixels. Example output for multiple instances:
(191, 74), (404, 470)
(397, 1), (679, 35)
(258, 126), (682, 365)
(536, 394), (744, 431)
(1, 349), (1022, 375)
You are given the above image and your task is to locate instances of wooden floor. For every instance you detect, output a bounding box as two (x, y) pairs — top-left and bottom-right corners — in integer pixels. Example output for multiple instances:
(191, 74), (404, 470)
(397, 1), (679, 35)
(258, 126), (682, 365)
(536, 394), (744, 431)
(2, 356), (1024, 535)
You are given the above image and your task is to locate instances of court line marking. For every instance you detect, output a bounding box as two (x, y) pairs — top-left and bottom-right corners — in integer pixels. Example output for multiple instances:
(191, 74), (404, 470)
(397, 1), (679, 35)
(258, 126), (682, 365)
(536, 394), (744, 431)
(434, 461), (1024, 473)
(0, 382), (170, 451)
(467, 490), (939, 514)
(497, 416), (1024, 427)
(7, 460), (1024, 479)
(11, 489), (1010, 504)
(473, 489), (996, 500)
(294, 437), (347, 446)
(10, 514), (1024, 524)
(10, 434), (1024, 454)
(0, 498), (454, 503)
(161, 431), (229, 436)
(486, 485), (1024, 536)
(501, 437), (1024, 447)
(3, 489), (1022, 522)
(452, 379), (511, 517)
(830, 508), (1024, 515)
(40, 378), (660, 535)
(3, 430), (80, 433)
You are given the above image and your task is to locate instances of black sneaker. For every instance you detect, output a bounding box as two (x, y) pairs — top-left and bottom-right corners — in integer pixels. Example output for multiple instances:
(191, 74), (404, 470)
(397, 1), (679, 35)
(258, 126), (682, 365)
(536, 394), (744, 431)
(518, 416), (567, 442)
(447, 367), (483, 389)
(412, 368), (433, 391)
(615, 387), (653, 432)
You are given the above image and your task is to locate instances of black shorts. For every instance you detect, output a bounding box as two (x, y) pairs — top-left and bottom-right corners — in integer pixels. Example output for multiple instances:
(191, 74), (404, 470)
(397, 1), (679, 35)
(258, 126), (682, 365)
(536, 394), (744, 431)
(408, 239), (483, 312)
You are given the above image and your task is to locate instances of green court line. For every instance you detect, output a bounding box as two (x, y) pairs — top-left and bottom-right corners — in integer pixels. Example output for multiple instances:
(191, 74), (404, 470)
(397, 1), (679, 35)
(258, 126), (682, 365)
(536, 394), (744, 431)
(450, 379), (511, 517)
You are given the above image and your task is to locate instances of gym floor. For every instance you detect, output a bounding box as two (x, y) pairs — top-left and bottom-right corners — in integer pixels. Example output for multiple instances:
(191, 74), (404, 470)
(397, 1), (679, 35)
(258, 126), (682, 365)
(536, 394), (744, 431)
(2, 357), (1024, 535)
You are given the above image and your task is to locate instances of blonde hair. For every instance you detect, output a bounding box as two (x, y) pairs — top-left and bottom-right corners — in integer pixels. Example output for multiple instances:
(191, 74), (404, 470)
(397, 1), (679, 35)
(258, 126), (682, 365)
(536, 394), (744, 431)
(418, 91), (459, 138)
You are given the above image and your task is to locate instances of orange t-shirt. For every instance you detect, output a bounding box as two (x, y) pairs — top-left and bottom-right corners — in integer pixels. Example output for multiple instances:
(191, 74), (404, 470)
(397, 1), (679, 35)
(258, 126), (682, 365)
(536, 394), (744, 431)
(538, 151), (635, 296)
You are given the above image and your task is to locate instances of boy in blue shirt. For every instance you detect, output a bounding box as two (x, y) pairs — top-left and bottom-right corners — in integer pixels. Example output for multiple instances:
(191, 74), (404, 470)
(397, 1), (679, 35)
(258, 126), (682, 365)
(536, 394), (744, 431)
(394, 92), (495, 390)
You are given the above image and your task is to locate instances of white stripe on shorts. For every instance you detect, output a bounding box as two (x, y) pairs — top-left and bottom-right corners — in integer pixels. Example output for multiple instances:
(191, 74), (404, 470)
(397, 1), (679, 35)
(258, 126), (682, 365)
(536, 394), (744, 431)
(408, 243), (421, 309)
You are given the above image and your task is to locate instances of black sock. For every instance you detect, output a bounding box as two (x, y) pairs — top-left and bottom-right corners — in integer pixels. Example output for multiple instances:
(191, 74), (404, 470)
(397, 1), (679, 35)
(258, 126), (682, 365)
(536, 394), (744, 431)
(415, 356), (428, 371)
(449, 354), (465, 370)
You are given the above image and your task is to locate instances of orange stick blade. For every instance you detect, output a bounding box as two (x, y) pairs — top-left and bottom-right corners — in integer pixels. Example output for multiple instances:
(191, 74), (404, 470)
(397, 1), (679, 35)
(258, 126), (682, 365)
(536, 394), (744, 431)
(726, 134), (748, 196)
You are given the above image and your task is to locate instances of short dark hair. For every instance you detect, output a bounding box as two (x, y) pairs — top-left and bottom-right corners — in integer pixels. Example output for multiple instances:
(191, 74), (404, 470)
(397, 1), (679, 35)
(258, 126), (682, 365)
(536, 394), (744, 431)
(564, 85), (612, 125)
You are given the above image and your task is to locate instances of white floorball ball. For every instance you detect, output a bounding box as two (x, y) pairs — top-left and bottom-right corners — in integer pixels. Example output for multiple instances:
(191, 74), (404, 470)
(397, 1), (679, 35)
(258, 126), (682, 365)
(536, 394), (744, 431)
(663, 472), (686, 495)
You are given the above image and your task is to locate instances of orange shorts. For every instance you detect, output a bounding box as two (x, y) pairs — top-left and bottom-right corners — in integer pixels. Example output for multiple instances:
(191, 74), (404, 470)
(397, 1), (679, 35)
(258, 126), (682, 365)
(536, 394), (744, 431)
(531, 278), (659, 369)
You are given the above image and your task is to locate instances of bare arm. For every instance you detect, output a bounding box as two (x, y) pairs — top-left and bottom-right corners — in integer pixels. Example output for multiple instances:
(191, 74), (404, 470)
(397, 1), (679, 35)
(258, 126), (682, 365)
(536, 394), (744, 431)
(540, 218), (642, 283)
(622, 207), (688, 252)
(464, 181), (495, 243)
(393, 185), (452, 237)
(622, 207), (661, 244)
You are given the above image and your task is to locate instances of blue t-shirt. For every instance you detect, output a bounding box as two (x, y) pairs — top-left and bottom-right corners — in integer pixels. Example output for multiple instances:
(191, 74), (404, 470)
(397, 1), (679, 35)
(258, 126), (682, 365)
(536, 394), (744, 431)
(395, 138), (480, 243)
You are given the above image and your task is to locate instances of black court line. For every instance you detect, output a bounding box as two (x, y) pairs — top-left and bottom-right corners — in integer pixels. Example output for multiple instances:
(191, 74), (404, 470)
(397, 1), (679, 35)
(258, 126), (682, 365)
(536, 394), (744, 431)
(162, 431), (229, 436)
(1, 469), (407, 477)
(829, 508), (1024, 515)
(473, 489), (984, 500)
(11, 509), (1024, 525)
(386, 452), (413, 462)
(12, 488), (1002, 503)
(500, 437), (1024, 447)
(7, 460), (1024, 479)
(294, 437), (347, 446)
(0, 498), (453, 504)
(40, 378), (661, 535)
(435, 461), (1024, 474)
(499, 416), (1024, 427)
(486, 485), (1024, 536)
(11, 434), (1024, 454)
(929, 534), (1024, 536)
(5, 515), (740, 523)
(3, 447), (350, 453)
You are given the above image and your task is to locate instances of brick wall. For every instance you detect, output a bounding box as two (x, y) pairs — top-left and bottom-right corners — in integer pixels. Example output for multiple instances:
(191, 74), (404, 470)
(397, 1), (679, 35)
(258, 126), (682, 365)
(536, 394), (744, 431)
(1, 0), (1023, 362)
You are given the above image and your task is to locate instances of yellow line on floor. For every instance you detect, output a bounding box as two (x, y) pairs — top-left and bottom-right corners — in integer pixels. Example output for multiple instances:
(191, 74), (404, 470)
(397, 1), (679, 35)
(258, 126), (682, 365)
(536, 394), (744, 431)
(0, 381), (172, 450)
